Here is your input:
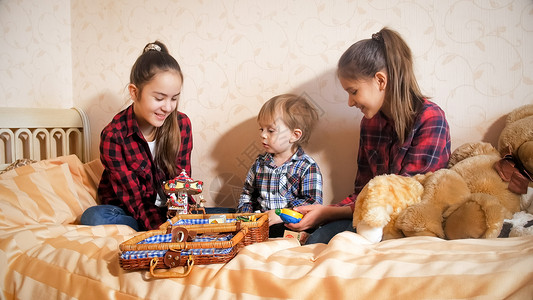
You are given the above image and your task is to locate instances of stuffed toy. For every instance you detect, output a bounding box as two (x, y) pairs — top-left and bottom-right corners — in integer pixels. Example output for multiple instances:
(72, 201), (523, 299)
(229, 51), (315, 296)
(353, 104), (533, 243)
(353, 142), (511, 242)
(352, 174), (424, 243)
(394, 167), (473, 238)
(397, 104), (533, 239)
(499, 211), (533, 237)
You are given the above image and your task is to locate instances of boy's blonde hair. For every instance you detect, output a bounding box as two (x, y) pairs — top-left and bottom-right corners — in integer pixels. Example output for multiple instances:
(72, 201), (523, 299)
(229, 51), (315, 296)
(257, 94), (319, 148)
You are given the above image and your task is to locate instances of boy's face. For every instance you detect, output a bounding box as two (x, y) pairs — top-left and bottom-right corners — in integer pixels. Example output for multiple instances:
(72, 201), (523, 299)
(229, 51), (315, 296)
(258, 118), (299, 158)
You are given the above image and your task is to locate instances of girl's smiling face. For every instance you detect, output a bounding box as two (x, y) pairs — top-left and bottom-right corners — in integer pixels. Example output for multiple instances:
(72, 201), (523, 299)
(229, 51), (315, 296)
(130, 70), (182, 139)
(338, 72), (387, 119)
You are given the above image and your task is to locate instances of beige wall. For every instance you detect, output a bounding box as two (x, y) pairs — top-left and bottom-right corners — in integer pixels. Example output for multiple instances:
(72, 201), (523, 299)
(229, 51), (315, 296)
(0, 0), (72, 108)
(1, 0), (532, 207)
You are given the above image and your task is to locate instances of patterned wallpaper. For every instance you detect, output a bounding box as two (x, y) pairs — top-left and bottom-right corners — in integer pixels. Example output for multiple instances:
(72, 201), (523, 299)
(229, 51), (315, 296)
(0, 0), (72, 108)
(1, 0), (532, 207)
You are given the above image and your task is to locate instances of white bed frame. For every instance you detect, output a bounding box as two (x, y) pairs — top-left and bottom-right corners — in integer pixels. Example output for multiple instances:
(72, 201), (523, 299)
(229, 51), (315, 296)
(0, 107), (90, 169)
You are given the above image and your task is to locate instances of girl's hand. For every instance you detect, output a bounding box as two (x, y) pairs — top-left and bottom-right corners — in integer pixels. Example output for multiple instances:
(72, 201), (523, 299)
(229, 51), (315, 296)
(286, 205), (353, 232)
(285, 204), (325, 231)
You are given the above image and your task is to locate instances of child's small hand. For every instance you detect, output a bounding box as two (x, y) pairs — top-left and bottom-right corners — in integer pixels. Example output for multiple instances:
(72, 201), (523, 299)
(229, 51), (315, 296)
(267, 209), (283, 225)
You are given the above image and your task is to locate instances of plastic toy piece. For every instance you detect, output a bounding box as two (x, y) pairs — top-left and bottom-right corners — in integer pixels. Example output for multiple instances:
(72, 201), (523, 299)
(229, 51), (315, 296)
(275, 208), (303, 223)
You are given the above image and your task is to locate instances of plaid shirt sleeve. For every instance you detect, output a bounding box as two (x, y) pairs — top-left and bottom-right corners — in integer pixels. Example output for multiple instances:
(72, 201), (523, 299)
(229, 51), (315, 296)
(287, 162), (323, 208)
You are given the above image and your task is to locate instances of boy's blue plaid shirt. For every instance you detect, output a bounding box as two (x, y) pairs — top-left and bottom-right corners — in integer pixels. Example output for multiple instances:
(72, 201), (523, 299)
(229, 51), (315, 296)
(238, 146), (323, 213)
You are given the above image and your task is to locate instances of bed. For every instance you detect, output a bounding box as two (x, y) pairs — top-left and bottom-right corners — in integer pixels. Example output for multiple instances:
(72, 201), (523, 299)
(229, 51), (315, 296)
(1, 107), (532, 299)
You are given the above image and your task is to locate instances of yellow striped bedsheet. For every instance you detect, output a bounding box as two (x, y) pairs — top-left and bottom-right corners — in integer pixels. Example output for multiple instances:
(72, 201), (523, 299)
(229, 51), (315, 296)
(2, 226), (532, 299)
(1, 155), (532, 299)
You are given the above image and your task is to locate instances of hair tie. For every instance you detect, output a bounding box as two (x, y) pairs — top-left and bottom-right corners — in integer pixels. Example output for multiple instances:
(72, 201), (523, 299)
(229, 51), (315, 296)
(144, 43), (162, 53)
(371, 32), (382, 42)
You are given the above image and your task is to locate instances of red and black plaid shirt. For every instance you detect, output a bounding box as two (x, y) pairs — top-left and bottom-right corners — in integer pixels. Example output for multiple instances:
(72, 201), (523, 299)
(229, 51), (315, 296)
(97, 105), (192, 230)
(335, 99), (451, 209)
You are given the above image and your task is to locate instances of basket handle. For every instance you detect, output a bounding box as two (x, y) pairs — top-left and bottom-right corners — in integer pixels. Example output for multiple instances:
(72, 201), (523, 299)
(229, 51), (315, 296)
(149, 255), (194, 278)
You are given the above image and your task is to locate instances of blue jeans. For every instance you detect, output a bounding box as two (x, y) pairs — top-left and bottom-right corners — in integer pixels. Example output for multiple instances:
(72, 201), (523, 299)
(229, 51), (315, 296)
(80, 205), (140, 231)
(304, 219), (355, 244)
(80, 205), (236, 231)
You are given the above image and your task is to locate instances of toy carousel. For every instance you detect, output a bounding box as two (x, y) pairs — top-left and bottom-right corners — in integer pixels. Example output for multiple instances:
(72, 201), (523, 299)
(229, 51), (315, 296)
(162, 169), (206, 218)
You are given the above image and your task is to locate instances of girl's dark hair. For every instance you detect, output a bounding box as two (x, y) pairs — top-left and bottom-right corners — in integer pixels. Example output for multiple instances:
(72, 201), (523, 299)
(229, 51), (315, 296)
(337, 27), (427, 143)
(258, 94), (319, 149)
(130, 40), (183, 177)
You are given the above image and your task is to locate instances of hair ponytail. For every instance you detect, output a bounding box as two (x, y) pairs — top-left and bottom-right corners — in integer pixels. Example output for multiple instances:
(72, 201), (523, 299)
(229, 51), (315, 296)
(379, 28), (425, 143)
(155, 110), (180, 177)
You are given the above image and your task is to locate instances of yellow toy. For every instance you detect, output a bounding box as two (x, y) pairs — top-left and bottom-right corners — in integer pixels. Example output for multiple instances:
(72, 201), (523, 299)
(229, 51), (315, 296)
(275, 208), (303, 223)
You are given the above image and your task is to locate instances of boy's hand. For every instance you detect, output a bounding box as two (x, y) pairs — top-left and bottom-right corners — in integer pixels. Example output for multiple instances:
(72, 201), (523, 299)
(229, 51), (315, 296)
(267, 209), (283, 225)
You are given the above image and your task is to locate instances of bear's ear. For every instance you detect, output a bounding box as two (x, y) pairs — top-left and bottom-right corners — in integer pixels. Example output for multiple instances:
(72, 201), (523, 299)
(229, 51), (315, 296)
(498, 107), (533, 158)
(518, 141), (533, 175)
(448, 142), (498, 168)
(504, 104), (533, 125)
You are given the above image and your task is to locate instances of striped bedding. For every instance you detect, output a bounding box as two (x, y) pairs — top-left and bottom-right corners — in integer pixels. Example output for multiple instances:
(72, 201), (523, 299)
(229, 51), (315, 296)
(1, 155), (532, 299)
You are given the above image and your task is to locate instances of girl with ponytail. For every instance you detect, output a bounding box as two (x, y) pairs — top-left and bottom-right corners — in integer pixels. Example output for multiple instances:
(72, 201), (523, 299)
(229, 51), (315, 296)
(81, 41), (192, 230)
(287, 28), (451, 244)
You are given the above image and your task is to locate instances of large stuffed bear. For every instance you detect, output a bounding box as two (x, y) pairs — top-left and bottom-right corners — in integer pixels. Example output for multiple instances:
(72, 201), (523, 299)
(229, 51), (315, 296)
(397, 141), (522, 239)
(353, 104), (533, 243)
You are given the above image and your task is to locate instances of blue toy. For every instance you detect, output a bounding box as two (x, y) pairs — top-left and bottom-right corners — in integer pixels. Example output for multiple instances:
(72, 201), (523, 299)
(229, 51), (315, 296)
(275, 208), (303, 223)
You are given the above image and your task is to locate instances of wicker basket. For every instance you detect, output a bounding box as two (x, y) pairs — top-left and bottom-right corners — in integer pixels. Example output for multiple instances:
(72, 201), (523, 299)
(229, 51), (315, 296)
(159, 212), (269, 245)
(119, 224), (249, 278)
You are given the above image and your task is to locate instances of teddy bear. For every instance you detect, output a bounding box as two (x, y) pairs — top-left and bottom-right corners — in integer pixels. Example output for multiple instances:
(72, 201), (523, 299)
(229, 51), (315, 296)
(353, 141), (516, 242)
(401, 141), (522, 239)
(397, 104), (533, 240)
(353, 104), (533, 243)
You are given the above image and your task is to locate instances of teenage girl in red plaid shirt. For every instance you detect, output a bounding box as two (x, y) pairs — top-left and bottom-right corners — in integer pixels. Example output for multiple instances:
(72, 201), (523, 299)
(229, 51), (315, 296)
(287, 27), (451, 244)
(81, 41), (235, 231)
